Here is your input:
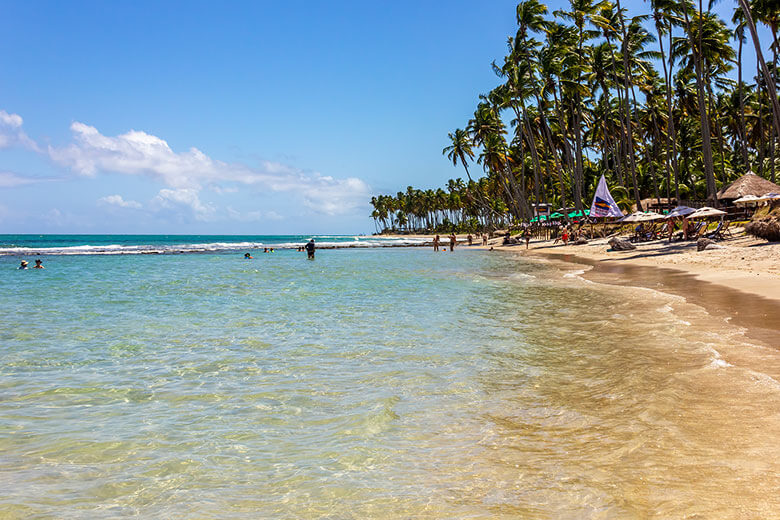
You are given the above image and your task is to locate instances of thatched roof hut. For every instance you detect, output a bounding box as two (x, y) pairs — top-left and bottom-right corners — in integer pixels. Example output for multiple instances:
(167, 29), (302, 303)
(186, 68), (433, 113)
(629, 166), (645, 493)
(717, 173), (780, 201)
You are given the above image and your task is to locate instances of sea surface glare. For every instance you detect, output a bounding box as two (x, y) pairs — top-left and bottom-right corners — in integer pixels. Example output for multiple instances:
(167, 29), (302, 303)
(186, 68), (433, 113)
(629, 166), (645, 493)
(3, 239), (780, 518)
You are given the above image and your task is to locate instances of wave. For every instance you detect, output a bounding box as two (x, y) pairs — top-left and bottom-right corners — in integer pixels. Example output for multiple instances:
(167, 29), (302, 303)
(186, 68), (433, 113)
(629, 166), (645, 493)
(0, 237), (430, 256)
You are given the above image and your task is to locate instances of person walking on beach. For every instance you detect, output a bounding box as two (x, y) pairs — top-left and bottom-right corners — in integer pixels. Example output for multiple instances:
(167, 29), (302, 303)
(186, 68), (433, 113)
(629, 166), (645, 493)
(448, 234), (456, 252)
(482, 234), (488, 246)
(667, 218), (675, 242)
(305, 238), (316, 259)
(467, 234), (473, 246)
(433, 234), (440, 252)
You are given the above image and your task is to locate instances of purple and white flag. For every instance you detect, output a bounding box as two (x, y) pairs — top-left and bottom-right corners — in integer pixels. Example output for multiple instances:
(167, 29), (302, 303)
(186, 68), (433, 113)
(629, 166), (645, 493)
(590, 175), (624, 218)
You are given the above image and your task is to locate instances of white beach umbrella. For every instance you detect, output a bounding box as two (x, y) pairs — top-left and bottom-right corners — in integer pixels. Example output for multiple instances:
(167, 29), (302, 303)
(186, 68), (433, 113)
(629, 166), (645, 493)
(665, 205), (697, 218)
(619, 212), (645, 223)
(620, 211), (665, 223)
(689, 206), (727, 219)
(754, 192), (780, 202)
(733, 195), (761, 205)
(638, 211), (665, 221)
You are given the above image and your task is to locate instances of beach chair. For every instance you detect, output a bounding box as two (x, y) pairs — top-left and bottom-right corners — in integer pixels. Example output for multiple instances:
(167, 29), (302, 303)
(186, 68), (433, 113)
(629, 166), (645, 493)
(704, 221), (723, 240)
(712, 220), (733, 240)
(688, 221), (705, 240)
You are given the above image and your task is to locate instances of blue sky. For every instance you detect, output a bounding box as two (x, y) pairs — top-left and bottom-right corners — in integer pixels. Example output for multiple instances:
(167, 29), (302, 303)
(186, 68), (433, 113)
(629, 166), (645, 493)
(0, 1), (767, 234)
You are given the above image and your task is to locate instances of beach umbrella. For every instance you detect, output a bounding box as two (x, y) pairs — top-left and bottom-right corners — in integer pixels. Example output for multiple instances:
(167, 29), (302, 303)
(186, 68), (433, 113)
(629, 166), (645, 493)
(530, 215), (548, 223)
(619, 212), (643, 223)
(620, 211), (659, 222)
(733, 195), (761, 205)
(665, 205), (697, 218)
(548, 212), (564, 219)
(754, 192), (780, 203)
(689, 206), (726, 219)
(567, 209), (590, 218)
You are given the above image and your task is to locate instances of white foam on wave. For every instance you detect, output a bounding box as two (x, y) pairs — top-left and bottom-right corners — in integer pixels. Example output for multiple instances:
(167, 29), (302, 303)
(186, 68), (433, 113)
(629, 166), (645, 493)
(0, 236), (430, 256)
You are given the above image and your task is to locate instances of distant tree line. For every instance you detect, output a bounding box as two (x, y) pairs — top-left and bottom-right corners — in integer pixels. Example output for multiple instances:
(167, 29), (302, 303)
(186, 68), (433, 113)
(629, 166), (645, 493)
(371, 0), (780, 233)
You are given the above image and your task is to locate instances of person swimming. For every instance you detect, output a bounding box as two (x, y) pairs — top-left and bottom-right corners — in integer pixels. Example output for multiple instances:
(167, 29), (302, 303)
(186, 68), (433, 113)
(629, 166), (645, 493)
(244, 252), (253, 259)
(263, 248), (269, 253)
(34, 259), (44, 268)
(18, 260), (28, 269)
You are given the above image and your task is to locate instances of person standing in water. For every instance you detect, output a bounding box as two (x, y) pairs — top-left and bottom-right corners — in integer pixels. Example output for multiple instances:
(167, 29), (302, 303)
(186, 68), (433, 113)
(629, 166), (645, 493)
(433, 235), (440, 252)
(18, 260), (28, 269)
(448, 234), (456, 252)
(34, 259), (45, 268)
(305, 238), (316, 259)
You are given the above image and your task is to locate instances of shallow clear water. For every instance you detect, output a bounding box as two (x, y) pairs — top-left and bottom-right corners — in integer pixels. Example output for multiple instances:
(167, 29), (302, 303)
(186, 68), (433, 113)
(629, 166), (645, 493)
(2, 245), (780, 518)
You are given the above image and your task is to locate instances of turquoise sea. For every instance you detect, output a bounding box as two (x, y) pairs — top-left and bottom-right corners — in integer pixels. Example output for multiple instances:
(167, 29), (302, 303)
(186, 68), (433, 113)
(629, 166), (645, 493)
(3, 235), (780, 518)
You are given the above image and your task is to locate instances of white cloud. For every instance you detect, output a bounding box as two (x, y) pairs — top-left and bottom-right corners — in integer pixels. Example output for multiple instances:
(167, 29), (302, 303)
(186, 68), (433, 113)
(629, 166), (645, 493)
(152, 188), (216, 221)
(0, 110), (38, 151)
(225, 206), (283, 222)
(0, 108), (372, 222)
(46, 121), (370, 215)
(98, 194), (142, 209)
(0, 110), (23, 128)
(0, 171), (44, 188)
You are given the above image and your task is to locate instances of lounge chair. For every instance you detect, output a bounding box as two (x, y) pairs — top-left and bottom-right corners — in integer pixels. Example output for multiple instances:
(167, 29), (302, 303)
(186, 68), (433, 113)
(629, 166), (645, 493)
(688, 221), (705, 240)
(704, 221), (723, 240)
(708, 220), (733, 240)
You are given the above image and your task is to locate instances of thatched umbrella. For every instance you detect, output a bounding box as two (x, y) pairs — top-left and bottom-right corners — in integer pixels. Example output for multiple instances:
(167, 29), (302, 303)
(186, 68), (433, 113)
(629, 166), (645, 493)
(717, 173), (780, 201)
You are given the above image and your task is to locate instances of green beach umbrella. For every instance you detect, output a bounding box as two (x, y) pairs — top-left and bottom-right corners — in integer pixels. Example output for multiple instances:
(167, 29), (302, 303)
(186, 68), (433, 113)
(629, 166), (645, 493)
(530, 215), (548, 223)
(567, 209), (590, 218)
(548, 212), (564, 219)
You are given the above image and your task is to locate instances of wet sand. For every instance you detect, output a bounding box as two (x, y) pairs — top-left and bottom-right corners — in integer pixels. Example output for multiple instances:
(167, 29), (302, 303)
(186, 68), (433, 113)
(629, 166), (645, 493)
(540, 251), (780, 347)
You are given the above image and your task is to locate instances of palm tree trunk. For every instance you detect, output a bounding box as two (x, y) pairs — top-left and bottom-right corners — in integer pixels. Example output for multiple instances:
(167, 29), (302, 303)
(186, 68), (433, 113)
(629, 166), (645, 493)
(614, 0), (642, 210)
(682, 5), (717, 204)
(658, 21), (681, 202)
(737, 0), (780, 142)
(738, 33), (750, 172)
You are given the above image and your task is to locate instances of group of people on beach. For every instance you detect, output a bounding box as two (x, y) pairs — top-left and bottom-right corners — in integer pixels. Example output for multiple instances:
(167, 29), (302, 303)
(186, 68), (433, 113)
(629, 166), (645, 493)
(556, 223), (585, 246)
(17, 259), (44, 269)
(432, 234), (457, 252)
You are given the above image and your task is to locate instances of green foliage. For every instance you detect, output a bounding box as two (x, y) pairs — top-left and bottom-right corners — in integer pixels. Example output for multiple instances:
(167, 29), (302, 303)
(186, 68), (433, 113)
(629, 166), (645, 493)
(369, 0), (780, 234)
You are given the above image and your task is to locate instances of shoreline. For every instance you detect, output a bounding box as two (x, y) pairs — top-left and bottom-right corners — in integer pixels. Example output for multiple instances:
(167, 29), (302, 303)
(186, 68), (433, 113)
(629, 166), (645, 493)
(383, 232), (780, 304)
(383, 232), (780, 346)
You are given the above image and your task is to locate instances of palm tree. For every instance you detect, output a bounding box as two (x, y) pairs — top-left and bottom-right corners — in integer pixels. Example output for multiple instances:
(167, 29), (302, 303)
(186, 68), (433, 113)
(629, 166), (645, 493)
(442, 128), (475, 182)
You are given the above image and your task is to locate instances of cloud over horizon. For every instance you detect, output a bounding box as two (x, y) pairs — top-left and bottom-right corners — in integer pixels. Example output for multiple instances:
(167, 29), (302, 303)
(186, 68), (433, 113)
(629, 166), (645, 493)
(0, 109), (371, 227)
(46, 121), (370, 216)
